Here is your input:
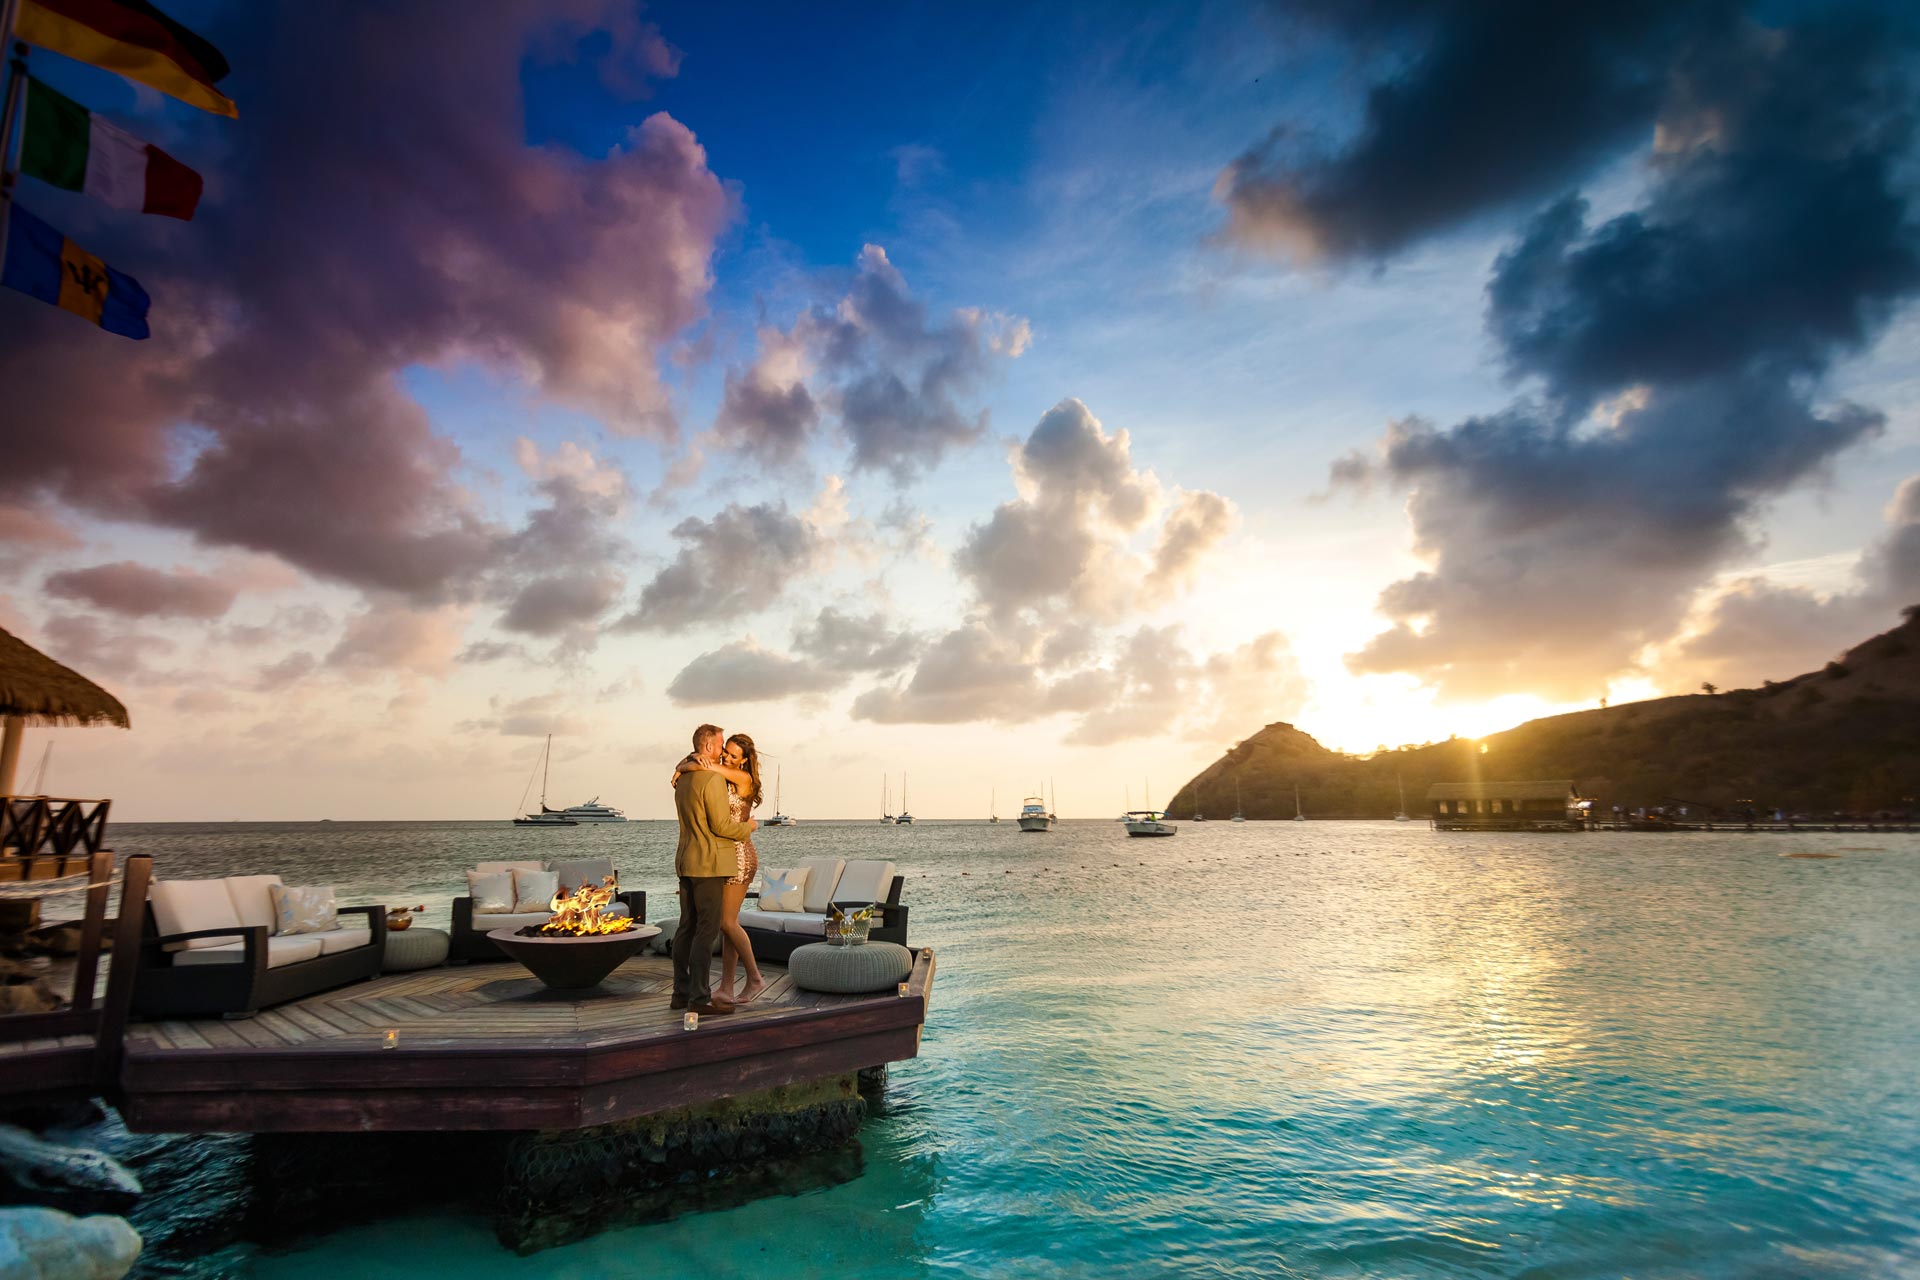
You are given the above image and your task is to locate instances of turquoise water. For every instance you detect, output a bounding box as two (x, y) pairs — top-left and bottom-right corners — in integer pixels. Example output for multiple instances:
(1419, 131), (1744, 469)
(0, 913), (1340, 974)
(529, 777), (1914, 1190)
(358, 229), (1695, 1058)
(101, 820), (1920, 1277)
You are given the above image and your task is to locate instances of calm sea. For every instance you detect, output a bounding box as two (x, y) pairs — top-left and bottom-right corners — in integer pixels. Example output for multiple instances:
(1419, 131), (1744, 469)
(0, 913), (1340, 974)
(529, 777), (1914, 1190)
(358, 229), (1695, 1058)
(85, 819), (1920, 1278)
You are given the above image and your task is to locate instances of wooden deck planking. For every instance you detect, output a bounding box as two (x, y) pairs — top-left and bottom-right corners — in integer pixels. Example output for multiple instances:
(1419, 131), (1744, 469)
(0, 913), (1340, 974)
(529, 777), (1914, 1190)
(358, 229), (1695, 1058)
(118, 949), (933, 1133)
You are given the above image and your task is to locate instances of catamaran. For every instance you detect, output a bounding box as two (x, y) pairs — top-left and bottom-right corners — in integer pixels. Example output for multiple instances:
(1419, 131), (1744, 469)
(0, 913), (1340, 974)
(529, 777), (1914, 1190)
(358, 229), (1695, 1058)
(512, 735), (578, 826)
(764, 767), (794, 826)
(989, 787), (999, 823)
(1125, 810), (1177, 837)
(894, 773), (915, 824)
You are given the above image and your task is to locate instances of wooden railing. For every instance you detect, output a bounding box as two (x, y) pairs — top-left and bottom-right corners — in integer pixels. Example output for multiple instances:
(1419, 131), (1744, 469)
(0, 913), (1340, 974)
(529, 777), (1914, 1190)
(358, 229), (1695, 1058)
(0, 852), (152, 1095)
(0, 795), (111, 881)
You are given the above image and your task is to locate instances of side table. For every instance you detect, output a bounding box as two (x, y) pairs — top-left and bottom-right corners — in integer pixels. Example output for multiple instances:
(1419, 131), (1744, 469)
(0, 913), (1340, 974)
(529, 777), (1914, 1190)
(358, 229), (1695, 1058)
(382, 926), (450, 972)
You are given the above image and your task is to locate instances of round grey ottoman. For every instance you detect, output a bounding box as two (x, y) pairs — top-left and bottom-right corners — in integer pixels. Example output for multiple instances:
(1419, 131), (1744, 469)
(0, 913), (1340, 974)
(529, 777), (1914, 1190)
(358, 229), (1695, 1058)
(382, 926), (450, 972)
(788, 942), (913, 994)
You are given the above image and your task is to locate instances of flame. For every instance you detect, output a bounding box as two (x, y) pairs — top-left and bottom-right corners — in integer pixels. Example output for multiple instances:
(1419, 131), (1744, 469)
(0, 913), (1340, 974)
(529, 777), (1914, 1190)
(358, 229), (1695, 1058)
(541, 875), (635, 936)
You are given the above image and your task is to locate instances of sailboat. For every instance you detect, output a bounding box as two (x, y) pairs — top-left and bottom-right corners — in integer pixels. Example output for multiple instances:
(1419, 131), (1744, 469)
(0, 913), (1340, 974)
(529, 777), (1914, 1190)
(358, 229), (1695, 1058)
(880, 776), (893, 823)
(989, 788), (999, 823)
(513, 735), (579, 826)
(764, 767), (794, 826)
(1193, 784), (1207, 823)
(1292, 784), (1306, 822)
(1395, 773), (1411, 822)
(894, 773), (915, 824)
(25, 741), (52, 795)
(1231, 778), (1246, 823)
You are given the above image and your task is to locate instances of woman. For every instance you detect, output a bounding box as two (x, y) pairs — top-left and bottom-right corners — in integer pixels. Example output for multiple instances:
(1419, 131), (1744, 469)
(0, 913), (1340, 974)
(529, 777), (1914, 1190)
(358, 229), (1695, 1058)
(670, 733), (767, 1003)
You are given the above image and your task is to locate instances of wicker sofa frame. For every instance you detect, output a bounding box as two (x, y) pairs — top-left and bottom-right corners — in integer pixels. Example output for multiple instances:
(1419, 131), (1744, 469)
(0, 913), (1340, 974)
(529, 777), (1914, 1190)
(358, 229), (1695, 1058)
(742, 875), (907, 963)
(133, 904), (386, 1019)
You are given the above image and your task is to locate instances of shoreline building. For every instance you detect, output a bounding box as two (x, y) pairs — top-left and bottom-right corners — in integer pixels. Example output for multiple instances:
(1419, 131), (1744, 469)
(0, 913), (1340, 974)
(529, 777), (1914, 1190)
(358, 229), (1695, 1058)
(1427, 780), (1585, 831)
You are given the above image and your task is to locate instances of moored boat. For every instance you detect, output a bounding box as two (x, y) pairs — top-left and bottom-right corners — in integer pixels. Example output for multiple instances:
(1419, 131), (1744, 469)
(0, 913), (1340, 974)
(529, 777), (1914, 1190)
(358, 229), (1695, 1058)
(1017, 796), (1053, 832)
(1124, 810), (1177, 837)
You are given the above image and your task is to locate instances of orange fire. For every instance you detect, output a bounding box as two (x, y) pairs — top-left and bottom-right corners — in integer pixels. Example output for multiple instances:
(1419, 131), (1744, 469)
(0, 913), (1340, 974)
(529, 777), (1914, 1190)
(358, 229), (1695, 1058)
(541, 875), (635, 936)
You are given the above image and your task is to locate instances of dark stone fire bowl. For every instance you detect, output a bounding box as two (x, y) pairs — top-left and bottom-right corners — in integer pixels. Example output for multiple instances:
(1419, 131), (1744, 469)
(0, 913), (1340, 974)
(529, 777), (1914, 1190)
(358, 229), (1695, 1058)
(487, 926), (661, 990)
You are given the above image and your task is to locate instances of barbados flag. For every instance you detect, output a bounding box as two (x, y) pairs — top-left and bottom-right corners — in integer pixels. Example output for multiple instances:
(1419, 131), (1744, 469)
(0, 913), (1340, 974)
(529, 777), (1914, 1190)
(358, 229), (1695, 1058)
(1, 203), (151, 339)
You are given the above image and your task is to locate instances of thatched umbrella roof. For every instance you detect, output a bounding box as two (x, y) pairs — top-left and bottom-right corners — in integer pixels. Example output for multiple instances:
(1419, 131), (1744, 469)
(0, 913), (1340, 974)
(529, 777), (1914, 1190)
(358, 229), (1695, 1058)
(0, 626), (130, 728)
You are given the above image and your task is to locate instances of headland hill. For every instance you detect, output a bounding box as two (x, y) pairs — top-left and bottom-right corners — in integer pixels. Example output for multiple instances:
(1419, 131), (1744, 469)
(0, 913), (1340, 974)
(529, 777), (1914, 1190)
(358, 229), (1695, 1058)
(1169, 606), (1920, 821)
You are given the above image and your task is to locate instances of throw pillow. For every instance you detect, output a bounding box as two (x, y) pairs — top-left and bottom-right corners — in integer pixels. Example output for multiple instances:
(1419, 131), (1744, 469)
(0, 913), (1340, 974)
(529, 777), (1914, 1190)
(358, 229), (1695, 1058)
(513, 868), (559, 913)
(466, 869), (515, 914)
(758, 866), (809, 912)
(269, 884), (337, 935)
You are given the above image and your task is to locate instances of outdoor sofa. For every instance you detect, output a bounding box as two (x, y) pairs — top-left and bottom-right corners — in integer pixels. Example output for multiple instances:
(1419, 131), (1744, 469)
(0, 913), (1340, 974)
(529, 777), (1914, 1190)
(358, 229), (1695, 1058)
(133, 874), (385, 1018)
(449, 858), (645, 963)
(738, 857), (907, 963)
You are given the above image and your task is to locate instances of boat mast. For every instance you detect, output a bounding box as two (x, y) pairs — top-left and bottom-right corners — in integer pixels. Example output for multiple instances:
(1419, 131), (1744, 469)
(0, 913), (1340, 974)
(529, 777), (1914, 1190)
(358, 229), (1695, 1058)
(541, 734), (551, 809)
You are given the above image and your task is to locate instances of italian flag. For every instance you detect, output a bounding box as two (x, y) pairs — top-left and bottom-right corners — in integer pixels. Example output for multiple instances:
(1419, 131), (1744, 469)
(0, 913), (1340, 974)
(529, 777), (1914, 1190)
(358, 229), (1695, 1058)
(19, 76), (202, 220)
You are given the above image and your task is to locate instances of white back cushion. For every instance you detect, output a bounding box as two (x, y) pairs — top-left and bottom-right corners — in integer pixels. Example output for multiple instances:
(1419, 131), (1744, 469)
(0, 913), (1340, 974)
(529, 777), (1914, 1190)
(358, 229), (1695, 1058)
(270, 884), (338, 935)
(834, 860), (896, 905)
(224, 875), (284, 934)
(794, 857), (845, 913)
(758, 867), (809, 912)
(467, 870), (515, 914)
(552, 858), (615, 892)
(474, 860), (544, 876)
(512, 869), (558, 913)
(151, 879), (244, 951)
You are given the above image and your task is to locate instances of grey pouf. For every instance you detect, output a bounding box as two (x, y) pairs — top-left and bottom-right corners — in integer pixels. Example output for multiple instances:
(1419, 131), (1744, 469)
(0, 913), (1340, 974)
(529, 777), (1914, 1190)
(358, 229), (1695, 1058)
(788, 942), (913, 994)
(382, 926), (450, 972)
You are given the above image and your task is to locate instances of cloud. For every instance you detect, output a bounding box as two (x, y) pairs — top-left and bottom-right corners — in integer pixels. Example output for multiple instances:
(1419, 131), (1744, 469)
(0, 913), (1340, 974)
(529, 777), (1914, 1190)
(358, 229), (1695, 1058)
(665, 639), (847, 705)
(1217, 0), (1732, 263)
(37, 615), (172, 684)
(956, 399), (1233, 622)
(710, 246), (1028, 480)
(1335, 6), (1920, 699)
(789, 607), (920, 674)
(851, 622), (1307, 744)
(1666, 473), (1920, 687)
(459, 693), (590, 738)
(616, 502), (820, 633)
(324, 603), (467, 678)
(491, 439), (634, 639)
(255, 650), (319, 691)
(43, 561), (237, 619)
(0, 2), (732, 603)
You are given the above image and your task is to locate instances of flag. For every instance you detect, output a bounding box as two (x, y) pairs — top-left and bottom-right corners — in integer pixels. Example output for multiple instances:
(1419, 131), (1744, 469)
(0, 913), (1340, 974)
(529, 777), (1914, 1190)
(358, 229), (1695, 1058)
(1, 203), (152, 339)
(16, 0), (236, 118)
(20, 77), (203, 219)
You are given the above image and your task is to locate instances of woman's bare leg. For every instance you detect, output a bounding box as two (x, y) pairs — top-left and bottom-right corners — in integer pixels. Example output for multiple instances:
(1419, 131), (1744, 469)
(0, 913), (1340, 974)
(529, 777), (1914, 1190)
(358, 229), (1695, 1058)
(718, 881), (765, 1002)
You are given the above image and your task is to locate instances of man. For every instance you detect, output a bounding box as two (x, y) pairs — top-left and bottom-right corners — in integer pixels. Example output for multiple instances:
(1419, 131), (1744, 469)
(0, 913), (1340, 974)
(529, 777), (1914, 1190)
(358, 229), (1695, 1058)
(672, 723), (757, 1015)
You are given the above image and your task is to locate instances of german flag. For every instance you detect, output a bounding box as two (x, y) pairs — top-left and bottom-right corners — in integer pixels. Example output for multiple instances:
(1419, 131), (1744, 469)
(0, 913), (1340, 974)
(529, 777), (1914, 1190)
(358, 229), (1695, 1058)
(16, 0), (236, 118)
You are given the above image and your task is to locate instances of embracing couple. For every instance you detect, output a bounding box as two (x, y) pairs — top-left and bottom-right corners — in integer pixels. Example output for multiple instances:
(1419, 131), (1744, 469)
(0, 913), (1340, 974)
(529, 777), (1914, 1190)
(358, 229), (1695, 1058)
(669, 722), (769, 1015)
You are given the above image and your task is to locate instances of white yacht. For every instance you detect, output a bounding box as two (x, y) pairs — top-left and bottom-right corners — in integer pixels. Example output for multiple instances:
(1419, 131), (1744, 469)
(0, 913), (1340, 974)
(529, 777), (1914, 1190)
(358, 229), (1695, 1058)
(1124, 810), (1177, 837)
(557, 797), (626, 823)
(1017, 796), (1053, 832)
(894, 773), (915, 824)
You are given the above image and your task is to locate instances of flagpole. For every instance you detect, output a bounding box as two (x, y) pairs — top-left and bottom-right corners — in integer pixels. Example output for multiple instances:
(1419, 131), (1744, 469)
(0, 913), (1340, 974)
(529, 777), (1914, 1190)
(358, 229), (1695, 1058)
(0, 0), (25, 271)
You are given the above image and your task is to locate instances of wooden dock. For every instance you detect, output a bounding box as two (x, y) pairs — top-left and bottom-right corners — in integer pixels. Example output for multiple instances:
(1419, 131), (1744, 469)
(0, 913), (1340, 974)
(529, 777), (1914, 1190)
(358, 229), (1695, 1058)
(113, 948), (935, 1134)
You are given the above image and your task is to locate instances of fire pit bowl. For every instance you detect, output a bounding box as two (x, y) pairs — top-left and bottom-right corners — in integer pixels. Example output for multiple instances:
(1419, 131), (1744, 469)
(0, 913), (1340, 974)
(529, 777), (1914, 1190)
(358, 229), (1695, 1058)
(487, 926), (661, 990)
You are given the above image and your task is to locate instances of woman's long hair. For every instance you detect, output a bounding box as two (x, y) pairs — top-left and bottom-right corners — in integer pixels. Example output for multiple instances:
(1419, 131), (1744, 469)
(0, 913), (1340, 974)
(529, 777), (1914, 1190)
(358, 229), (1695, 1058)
(727, 733), (765, 809)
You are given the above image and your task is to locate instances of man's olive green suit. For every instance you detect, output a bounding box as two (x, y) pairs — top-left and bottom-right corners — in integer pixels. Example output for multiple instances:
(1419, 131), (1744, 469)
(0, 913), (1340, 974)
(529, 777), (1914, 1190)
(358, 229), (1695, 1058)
(672, 767), (754, 1004)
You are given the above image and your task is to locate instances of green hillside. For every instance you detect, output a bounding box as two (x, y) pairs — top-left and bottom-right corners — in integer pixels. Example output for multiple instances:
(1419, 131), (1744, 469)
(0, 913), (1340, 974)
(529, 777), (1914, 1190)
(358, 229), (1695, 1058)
(1168, 607), (1920, 820)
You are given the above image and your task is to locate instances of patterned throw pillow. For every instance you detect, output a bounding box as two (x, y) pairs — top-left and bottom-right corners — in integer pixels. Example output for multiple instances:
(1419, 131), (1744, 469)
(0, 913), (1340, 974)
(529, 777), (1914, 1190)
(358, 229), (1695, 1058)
(758, 866), (810, 912)
(512, 869), (559, 913)
(466, 870), (515, 914)
(269, 884), (337, 935)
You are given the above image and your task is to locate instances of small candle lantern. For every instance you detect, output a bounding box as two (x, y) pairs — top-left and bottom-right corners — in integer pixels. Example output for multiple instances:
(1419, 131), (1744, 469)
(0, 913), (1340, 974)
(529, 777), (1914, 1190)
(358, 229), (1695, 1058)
(382, 1029), (398, 1050)
(682, 1011), (699, 1031)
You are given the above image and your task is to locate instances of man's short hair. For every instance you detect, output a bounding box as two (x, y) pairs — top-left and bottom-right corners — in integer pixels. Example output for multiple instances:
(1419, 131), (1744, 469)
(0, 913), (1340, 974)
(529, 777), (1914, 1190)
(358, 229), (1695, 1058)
(693, 723), (723, 753)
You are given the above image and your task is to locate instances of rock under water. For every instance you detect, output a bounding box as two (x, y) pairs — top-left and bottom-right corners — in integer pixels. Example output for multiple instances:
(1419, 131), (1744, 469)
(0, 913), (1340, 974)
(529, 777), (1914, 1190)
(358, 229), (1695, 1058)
(0, 1207), (142, 1280)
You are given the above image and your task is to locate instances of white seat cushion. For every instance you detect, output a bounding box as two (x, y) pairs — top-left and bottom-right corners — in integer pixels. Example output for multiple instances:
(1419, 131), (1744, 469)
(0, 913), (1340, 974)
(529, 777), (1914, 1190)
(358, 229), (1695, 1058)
(833, 860), (896, 906)
(223, 875), (284, 934)
(474, 861), (545, 875)
(794, 857), (845, 913)
(174, 935), (325, 968)
(308, 927), (373, 956)
(737, 908), (788, 932)
(781, 912), (828, 937)
(150, 879), (245, 951)
(472, 911), (554, 932)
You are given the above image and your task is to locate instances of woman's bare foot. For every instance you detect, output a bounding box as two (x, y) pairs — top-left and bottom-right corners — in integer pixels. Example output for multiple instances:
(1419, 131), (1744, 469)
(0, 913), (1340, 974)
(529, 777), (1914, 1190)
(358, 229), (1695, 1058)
(737, 976), (767, 1004)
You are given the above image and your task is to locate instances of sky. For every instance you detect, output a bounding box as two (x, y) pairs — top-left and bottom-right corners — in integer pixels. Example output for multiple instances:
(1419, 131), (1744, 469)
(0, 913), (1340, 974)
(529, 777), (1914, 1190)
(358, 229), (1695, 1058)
(2, 0), (1918, 821)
